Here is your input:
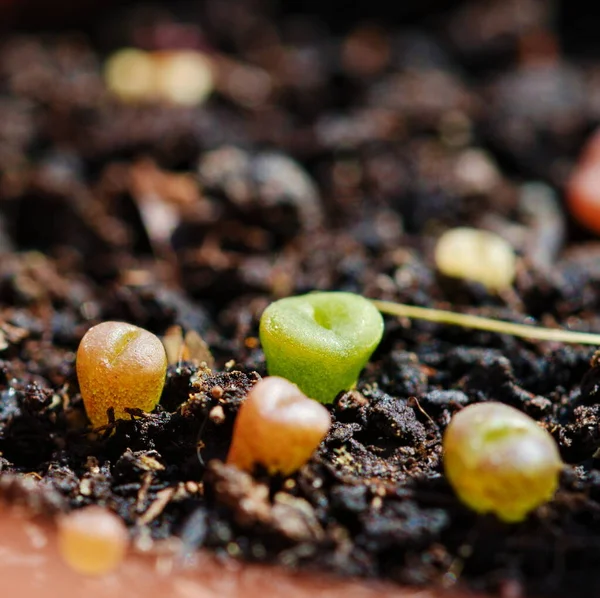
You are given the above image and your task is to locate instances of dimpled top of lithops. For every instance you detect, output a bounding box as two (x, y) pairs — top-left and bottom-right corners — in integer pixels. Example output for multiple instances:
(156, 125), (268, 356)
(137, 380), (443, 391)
(443, 402), (563, 523)
(227, 376), (331, 476)
(57, 506), (129, 576)
(434, 227), (516, 291)
(76, 321), (167, 428)
(259, 292), (384, 403)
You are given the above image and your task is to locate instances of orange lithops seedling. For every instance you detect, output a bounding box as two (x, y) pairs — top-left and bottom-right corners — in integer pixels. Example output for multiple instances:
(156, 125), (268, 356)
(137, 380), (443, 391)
(227, 376), (332, 476)
(76, 321), (167, 427)
(57, 506), (129, 576)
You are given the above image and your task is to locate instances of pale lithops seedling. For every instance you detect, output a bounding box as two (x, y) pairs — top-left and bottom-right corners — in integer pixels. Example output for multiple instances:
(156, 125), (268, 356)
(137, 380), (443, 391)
(434, 227), (516, 291)
(104, 48), (213, 106)
(104, 48), (156, 102)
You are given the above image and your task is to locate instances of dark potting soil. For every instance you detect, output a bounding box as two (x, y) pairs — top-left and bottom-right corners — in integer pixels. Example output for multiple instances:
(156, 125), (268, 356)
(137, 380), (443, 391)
(2, 1), (600, 596)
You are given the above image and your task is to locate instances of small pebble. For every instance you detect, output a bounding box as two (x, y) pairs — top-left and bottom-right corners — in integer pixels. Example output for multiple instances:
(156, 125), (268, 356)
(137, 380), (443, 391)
(57, 506), (129, 576)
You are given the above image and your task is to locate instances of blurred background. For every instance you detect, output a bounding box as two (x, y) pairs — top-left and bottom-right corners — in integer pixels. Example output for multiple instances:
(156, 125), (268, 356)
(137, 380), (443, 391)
(2, 0), (600, 314)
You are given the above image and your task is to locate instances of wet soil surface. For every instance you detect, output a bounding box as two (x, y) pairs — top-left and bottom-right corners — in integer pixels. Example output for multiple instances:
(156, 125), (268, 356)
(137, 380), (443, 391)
(2, 1), (600, 596)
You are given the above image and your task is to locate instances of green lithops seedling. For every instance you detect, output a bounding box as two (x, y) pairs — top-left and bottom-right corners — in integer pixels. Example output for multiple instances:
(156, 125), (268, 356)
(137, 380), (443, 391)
(443, 402), (563, 523)
(259, 292), (384, 403)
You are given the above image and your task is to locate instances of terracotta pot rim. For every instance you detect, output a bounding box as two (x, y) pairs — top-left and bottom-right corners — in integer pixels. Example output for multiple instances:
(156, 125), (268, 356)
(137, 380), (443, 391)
(0, 506), (482, 598)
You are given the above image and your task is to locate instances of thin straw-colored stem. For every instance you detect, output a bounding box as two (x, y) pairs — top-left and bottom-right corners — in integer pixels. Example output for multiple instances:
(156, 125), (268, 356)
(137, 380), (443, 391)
(372, 300), (600, 346)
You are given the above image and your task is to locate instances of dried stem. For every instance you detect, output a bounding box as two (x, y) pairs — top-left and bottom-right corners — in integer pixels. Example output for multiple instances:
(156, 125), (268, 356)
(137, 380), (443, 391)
(372, 300), (600, 346)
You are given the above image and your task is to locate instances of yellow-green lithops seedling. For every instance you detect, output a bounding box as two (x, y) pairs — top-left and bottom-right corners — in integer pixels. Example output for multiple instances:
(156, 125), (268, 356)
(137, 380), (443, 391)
(443, 402), (563, 523)
(76, 321), (167, 427)
(259, 292), (384, 403)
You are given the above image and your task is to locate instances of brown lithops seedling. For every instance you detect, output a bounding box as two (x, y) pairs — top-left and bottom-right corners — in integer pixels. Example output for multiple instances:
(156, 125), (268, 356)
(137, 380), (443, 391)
(57, 506), (129, 576)
(227, 376), (332, 476)
(76, 321), (168, 427)
(443, 402), (563, 523)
